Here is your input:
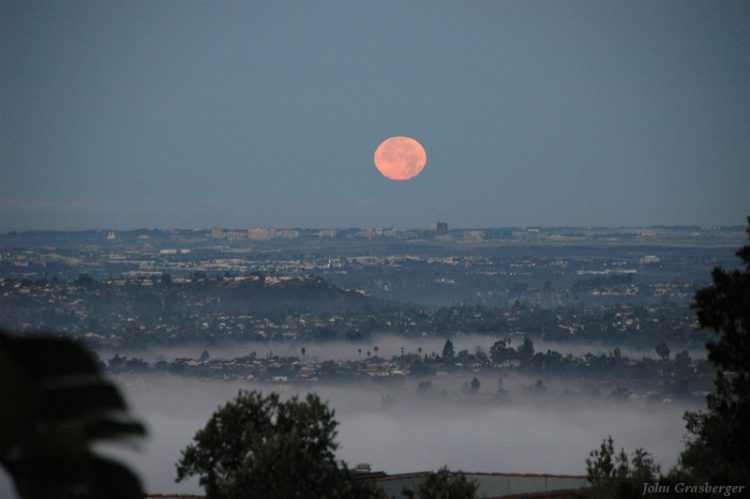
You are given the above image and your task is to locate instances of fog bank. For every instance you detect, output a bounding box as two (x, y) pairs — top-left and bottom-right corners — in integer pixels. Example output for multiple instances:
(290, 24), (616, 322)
(100, 375), (696, 495)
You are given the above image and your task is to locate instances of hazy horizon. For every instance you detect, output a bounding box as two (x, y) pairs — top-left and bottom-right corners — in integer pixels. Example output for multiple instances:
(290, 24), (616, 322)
(1, 222), (748, 233)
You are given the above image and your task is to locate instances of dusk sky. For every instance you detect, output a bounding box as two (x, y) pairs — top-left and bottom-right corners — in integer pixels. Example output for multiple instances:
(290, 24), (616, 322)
(1, 0), (748, 230)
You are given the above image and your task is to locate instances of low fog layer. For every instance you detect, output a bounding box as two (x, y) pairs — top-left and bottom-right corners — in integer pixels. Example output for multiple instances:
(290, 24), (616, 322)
(98, 375), (697, 495)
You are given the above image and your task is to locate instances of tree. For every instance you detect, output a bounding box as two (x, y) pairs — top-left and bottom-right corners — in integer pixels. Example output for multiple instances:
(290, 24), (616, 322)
(403, 467), (478, 499)
(674, 350), (690, 367)
(473, 346), (489, 365)
(577, 218), (750, 493)
(679, 217), (750, 486)
(495, 376), (510, 402)
(75, 272), (95, 286)
(654, 341), (670, 361)
(469, 377), (481, 392)
(175, 390), (386, 499)
(0, 329), (146, 499)
(441, 339), (455, 362)
(490, 339), (512, 365)
(612, 347), (622, 362)
(516, 337), (535, 363)
(575, 436), (659, 499)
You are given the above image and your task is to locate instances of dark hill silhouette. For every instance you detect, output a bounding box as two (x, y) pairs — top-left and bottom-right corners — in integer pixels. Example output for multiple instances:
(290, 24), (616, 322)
(0, 274), (400, 347)
(116, 275), (391, 316)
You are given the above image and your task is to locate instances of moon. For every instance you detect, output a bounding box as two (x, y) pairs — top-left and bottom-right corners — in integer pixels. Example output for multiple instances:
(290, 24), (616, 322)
(374, 136), (427, 181)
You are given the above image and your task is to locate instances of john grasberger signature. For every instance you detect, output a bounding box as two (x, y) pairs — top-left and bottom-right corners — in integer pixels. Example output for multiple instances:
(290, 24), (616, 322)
(642, 482), (746, 497)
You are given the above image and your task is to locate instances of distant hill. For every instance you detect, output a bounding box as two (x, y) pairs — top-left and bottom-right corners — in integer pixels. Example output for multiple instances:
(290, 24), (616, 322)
(165, 274), (389, 315)
(0, 274), (396, 346)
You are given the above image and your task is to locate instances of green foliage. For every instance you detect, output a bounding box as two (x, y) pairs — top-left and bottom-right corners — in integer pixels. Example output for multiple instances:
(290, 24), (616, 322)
(175, 390), (386, 499)
(403, 467), (478, 499)
(679, 217), (750, 485)
(575, 436), (659, 499)
(0, 329), (146, 499)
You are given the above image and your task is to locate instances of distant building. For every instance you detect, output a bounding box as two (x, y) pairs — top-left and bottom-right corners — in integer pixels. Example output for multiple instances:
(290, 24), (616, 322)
(357, 228), (396, 238)
(527, 228), (541, 242)
(463, 230), (484, 241)
(210, 227), (224, 239)
(225, 231), (246, 241)
(106, 231), (116, 241)
(249, 228), (277, 240)
(277, 230), (300, 239)
(639, 255), (661, 265)
(436, 222), (448, 235)
(158, 248), (190, 255)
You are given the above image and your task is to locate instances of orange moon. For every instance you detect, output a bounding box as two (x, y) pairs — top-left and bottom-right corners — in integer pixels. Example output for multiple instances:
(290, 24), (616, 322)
(374, 136), (427, 181)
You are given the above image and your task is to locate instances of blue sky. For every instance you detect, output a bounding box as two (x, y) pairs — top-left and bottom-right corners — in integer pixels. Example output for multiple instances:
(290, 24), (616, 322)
(1, 0), (748, 230)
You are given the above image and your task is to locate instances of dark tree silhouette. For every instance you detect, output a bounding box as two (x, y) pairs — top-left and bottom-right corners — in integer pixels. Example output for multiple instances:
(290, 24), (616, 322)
(490, 339), (512, 365)
(403, 467), (478, 499)
(0, 329), (146, 499)
(469, 377), (481, 393)
(175, 390), (385, 499)
(573, 436), (659, 499)
(441, 339), (455, 362)
(576, 219), (750, 496)
(516, 337), (535, 363)
(654, 341), (670, 361)
(679, 217), (750, 486)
